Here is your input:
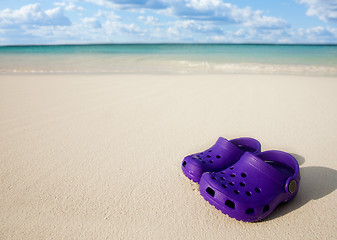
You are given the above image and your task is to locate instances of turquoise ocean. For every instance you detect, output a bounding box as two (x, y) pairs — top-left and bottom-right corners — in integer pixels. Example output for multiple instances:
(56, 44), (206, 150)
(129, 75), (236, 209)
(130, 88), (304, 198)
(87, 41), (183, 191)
(0, 44), (336, 75)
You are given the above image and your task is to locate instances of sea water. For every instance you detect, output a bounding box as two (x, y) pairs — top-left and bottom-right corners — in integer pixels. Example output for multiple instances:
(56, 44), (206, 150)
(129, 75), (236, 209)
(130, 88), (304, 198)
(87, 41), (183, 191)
(0, 44), (336, 75)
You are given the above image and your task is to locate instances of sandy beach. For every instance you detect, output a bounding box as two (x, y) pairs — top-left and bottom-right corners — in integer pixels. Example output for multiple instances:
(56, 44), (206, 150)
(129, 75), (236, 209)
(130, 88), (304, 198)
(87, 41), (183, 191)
(0, 73), (336, 239)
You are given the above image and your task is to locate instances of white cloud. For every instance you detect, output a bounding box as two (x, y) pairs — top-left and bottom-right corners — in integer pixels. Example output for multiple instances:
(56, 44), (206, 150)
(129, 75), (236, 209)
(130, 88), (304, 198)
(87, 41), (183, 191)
(185, 0), (222, 10)
(54, 2), (67, 7)
(66, 2), (84, 11)
(54, 1), (84, 11)
(106, 0), (168, 9)
(210, 25), (337, 44)
(0, 4), (71, 28)
(1, 1), (336, 45)
(211, 35), (226, 42)
(182, 0), (250, 22)
(244, 15), (290, 29)
(297, 26), (337, 42)
(84, 0), (290, 30)
(95, 10), (120, 20)
(210, 28), (262, 43)
(104, 21), (144, 34)
(177, 0), (289, 29)
(83, 18), (102, 29)
(170, 20), (221, 33)
(138, 15), (159, 25)
(299, 0), (337, 22)
(166, 19), (221, 42)
(84, 0), (116, 9)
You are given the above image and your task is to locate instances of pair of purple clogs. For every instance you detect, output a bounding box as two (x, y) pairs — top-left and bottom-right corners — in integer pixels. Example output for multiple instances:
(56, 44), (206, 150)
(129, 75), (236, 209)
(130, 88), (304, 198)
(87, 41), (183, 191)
(182, 137), (300, 222)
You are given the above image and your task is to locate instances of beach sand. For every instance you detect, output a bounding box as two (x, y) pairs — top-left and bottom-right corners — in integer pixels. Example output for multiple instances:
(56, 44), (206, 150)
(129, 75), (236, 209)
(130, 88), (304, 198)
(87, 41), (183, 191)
(0, 74), (336, 239)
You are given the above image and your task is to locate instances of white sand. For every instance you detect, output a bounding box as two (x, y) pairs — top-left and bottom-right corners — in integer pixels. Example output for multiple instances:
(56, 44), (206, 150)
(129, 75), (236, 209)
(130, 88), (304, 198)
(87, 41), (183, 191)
(0, 74), (336, 239)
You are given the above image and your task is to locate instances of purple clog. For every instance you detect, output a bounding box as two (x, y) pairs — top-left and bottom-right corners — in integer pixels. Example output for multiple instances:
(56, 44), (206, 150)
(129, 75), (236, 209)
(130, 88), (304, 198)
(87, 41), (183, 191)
(199, 150), (300, 222)
(182, 137), (261, 183)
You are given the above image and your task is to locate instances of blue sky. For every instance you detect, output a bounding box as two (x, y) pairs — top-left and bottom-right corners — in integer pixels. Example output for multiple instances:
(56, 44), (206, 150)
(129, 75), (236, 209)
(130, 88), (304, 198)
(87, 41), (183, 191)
(0, 0), (336, 45)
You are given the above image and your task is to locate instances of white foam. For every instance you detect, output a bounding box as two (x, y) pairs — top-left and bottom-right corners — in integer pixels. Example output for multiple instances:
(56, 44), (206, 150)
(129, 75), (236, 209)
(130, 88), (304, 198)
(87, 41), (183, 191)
(175, 61), (337, 75)
(1, 61), (337, 75)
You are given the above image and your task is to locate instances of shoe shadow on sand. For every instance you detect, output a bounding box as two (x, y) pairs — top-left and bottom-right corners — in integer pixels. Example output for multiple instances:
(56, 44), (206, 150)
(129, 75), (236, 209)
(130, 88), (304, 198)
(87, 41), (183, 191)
(265, 154), (337, 221)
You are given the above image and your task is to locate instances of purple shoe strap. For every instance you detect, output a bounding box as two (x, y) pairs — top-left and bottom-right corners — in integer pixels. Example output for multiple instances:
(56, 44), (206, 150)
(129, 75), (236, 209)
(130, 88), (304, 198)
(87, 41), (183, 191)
(229, 137), (261, 154)
(217, 137), (261, 153)
(242, 151), (300, 193)
(256, 150), (300, 194)
(215, 137), (244, 157)
(256, 151), (299, 175)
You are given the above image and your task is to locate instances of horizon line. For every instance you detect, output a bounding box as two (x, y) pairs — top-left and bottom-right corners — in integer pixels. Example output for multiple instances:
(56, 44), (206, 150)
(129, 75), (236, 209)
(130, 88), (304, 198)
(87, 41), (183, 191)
(1, 42), (337, 47)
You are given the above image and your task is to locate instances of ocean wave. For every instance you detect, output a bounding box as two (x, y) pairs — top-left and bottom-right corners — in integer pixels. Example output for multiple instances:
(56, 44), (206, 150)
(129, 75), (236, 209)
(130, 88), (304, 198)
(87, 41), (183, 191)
(175, 61), (337, 75)
(1, 61), (337, 75)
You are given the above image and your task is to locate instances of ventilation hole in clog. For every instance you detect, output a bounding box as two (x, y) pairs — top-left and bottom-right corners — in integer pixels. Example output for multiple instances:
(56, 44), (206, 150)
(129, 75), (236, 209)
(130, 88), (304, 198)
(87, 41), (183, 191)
(229, 182), (234, 186)
(206, 187), (215, 197)
(225, 200), (235, 209)
(234, 190), (239, 195)
(200, 152), (203, 154)
(230, 173), (235, 177)
(222, 184), (227, 188)
(208, 150), (212, 152)
(246, 191), (252, 196)
(207, 155), (211, 158)
(220, 177), (225, 180)
(202, 161), (206, 164)
(182, 161), (186, 167)
(211, 176), (217, 180)
(241, 173), (247, 178)
(216, 155), (221, 159)
(246, 208), (254, 215)
(240, 182), (245, 187)
(255, 187), (261, 193)
(263, 205), (270, 213)
(221, 171), (225, 174)
(230, 167), (234, 170)
(209, 160), (213, 163)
